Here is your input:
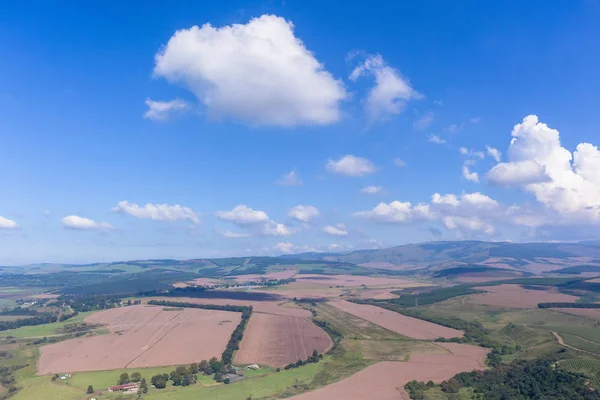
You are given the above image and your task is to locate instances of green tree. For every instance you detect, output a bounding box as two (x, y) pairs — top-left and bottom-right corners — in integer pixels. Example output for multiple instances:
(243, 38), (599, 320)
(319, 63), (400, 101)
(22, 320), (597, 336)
(118, 372), (130, 385)
(190, 362), (199, 374)
(130, 372), (141, 382)
(87, 385), (94, 394)
(139, 378), (148, 394)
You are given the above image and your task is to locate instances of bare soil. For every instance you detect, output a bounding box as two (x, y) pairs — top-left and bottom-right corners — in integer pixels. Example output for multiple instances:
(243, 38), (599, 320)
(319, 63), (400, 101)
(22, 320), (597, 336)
(469, 284), (578, 308)
(37, 305), (241, 375)
(234, 313), (332, 367)
(143, 297), (311, 317)
(289, 342), (487, 400)
(296, 274), (417, 287)
(329, 301), (463, 340)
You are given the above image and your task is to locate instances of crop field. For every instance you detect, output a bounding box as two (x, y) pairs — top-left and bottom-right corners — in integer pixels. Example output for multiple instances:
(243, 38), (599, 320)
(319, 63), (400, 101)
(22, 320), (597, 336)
(312, 302), (404, 340)
(468, 284), (578, 308)
(287, 343), (487, 400)
(37, 305), (241, 374)
(234, 313), (333, 367)
(330, 301), (463, 340)
(345, 339), (446, 361)
(559, 358), (600, 386)
(295, 274), (418, 287)
(551, 307), (600, 321)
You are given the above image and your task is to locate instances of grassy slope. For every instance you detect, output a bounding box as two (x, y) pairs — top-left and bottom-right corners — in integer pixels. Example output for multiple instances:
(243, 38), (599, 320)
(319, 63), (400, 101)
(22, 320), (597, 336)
(0, 312), (93, 338)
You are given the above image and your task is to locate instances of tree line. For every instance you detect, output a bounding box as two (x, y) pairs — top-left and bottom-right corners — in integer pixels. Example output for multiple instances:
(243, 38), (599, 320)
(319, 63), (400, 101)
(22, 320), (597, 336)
(283, 350), (323, 370)
(0, 310), (78, 332)
(538, 302), (600, 309)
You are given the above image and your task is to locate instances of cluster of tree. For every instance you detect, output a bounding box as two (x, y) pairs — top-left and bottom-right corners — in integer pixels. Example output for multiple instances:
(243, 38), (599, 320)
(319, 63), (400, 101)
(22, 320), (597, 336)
(406, 358), (600, 400)
(116, 372), (148, 394)
(385, 285), (483, 307)
(168, 365), (197, 386)
(284, 350), (323, 370)
(0, 307), (38, 316)
(59, 294), (125, 312)
(538, 302), (600, 309)
(147, 300), (251, 314)
(0, 310), (77, 332)
(0, 365), (27, 398)
(222, 308), (251, 364)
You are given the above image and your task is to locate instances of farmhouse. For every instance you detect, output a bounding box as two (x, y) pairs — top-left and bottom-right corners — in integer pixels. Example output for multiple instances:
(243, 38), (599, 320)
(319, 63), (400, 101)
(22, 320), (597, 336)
(108, 383), (138, 393)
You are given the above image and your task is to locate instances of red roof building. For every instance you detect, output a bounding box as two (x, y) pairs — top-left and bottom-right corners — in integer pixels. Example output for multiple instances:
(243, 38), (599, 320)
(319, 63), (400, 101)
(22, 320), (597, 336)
(108, 383), (138, 392)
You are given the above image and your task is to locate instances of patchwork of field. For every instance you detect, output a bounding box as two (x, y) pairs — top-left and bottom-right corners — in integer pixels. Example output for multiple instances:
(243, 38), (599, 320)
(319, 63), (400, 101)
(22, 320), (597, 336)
(37, 305), (241, 375)
(144, 296), (311, 317)
(234, 313), (332, 367)
(468, 284), (578, 308)
(551, 308), (600, 321)
(295, 274), (417, 287)
(330, 301), (463, 340)
(231, 268), (297, 282)
(288, 342), (487, 400)
(357, 288), (400, 300)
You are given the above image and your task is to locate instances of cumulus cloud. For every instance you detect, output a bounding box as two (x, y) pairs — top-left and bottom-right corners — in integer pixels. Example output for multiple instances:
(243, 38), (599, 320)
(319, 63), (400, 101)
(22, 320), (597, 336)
(261, 221), (293, 237)
(394, 158), (406, 167)
(216, 229), (251, 239)
(413, 111), (434, 130)
(0, 216), (18, 229)
(486, 145), (501, 162)
(112, 201), (200, 224)
(459, 147), (484, 159)
(350, 54), (420, 123)
(485, 115), (600, 223)
(428, 135), (446, 145)
(215, 205), (269, 225)
(276, 170), (302, 186)
(354, 201), (432, 223)
(153, 15), (346, 127)
(61, 215), (114, 232)
(326, 155), (376, 177)
(360, 185), (383, 195)
(322, 224), (348, 236)
(288, 205), (320, 223)
(443, 215), (495, 235)
(462, 163), (479, 183)
(273, 242), (315, 254)
(143, 98), (189, 120)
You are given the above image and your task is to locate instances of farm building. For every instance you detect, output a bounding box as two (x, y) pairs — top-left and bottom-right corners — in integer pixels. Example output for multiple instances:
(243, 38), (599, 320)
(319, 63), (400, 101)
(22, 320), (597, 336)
(108, 383), (138, 393)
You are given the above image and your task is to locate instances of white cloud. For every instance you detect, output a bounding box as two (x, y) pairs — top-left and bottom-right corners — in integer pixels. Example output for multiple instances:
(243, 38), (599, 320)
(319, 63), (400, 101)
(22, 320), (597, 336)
(459, 147), (469, 155)
(428, 135), (446, 144)
(112, 201), (200, 224)
(326, 155), (376, 177)
(276, 170), (302, 186)
(413, 111), (434, 130)
(288, 205), (320, 223)
(216, 229), (251, 239)
(153, 15), (346, 127)
(460, 147), (484, 159)
(443, 216), (495, 235)
(273, 242), (315, 254)
(394, 157), (406, 167)
(486, 145), (502, 162)
(360, 185), (383, 195)
(322, 224), (348, 236)
(350, 54), (420, 123)
(261, 221), (293, 237)
(216, 205), (269, 225)
(143, 98), (188, 120)
(354, 201), (432, 223)
(0, 216), (18, 229)
(61, 215), (114, 232)
(485, 115), (600, 223)
(462, 163), (479, 183)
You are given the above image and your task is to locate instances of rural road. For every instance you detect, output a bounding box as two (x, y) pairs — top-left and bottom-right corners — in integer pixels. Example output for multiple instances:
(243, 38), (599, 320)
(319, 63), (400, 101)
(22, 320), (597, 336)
(551, 331), (600, 357)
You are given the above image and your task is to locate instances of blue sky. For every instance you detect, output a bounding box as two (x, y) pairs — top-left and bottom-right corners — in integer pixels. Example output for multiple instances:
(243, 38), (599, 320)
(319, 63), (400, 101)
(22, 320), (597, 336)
(1, 1), (600, 264)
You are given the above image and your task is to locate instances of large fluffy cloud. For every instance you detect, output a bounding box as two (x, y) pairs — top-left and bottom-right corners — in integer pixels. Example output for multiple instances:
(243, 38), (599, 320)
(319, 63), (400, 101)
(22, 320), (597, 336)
(288, 205), (320, 223)
(486, 115), (600, 223)
(354, 201), (432, 223)
(0, 216), (18, 229)
(153, 15), (346, 127)
(112, 201), (200, 224)
(216, 205), (292, 237)
(350, 54), (420, 123)
(61, 215), (114, 232)
(326, 155), (376, 177)
(322, 224), (348, 236)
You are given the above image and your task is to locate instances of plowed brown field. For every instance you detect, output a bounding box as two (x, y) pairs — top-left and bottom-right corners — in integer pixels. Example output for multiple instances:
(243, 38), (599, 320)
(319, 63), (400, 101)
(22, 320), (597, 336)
(234, 313), (333, 367)
(289, 342), (487, 400)
(37, 305), (241, 375)
(469, 284), (578, 308)
(330, 301), (463, 340)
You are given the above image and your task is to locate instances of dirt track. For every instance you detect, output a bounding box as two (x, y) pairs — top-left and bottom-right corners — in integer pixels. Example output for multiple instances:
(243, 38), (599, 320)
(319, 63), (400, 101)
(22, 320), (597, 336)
(234, 313), (332, 367)
(37, 305), (241, 375)
(288, 342), (488, 400)
(330, 301), (463, 340)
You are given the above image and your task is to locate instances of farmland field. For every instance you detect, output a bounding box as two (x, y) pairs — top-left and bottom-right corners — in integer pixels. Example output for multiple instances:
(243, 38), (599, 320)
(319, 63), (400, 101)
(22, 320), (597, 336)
(468, 284), (578, 308)
(37, 305), (241, 374)
(234, 313), (332, 367)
